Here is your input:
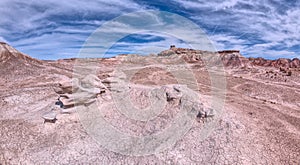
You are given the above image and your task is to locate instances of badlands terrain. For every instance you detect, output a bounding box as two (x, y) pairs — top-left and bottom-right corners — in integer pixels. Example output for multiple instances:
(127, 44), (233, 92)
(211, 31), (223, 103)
(0, 42), (300, 164)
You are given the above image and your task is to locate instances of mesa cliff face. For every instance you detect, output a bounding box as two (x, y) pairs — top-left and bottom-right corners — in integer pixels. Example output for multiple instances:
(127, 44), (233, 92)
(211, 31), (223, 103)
(158, 46), (300, 69)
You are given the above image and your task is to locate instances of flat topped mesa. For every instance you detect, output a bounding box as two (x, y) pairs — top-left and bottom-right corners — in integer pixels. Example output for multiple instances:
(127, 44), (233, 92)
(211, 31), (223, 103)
(218, 50), (240, 54)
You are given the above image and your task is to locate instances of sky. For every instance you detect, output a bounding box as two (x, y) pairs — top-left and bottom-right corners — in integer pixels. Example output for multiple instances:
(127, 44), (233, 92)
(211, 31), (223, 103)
(0, 0), (299, 60)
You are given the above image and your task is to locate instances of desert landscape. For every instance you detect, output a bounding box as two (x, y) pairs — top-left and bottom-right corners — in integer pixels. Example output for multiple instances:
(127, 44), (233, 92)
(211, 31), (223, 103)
(0, 42), (299, 164)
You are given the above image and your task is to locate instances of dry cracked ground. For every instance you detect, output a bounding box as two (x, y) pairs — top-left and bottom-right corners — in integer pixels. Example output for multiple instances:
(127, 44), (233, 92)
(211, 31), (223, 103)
(0, 43), (300, 164)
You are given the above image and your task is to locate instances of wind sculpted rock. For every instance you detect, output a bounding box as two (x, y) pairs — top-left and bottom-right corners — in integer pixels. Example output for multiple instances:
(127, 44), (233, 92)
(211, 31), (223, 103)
(55, 74), (107, 109)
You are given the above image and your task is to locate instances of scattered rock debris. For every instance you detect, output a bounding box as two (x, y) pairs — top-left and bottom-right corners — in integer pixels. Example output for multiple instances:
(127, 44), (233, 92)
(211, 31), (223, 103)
(42, 111), (57, 123)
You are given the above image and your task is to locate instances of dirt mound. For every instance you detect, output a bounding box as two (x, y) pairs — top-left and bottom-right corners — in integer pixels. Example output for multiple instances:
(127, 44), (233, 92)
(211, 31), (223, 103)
(0, 42), (44, 78)
(0, 42), (42, 65)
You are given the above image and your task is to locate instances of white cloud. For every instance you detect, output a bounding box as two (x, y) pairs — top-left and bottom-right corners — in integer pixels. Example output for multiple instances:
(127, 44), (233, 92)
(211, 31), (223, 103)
(0, 0), (299, 59)
(0, 36), (8, 43)
(0, 0), (143, 34)
(172, 0), (245, 10)
(173, 0), (300, 58)
(245, 48), (298, 59)
(77, 10), (215, 59)
(0, 0), (146, 59)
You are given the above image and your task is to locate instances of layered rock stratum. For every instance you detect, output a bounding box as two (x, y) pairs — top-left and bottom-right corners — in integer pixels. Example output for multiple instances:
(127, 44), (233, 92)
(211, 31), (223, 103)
(0, 43), (299, 164)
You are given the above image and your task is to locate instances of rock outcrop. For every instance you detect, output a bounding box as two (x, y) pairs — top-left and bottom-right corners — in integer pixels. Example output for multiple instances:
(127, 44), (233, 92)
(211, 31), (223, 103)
(55, 74), (107, 108)
(54, 71), (215, 124)
(158, 46), (300, 69)
(42, 111), (57, 123)
(218, 50), (252, 68)
(249, 57), (300, 68)
(159, 47), (250, 67)
(0, 42), (42, 66)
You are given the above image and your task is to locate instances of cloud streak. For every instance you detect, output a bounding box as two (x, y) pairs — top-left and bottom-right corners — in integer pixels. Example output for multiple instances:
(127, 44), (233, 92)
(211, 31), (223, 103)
(173, 0), (300, 59)
(0, 0), (144, 59)
(0, 0), (299, 59)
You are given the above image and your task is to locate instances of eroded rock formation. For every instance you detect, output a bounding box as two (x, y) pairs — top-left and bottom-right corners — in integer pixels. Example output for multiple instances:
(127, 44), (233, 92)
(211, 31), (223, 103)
(55, 74), (107, 108)
(249, 57), (300, 68)
(158, 46), (300, 69)
(54, 71), (214, 125)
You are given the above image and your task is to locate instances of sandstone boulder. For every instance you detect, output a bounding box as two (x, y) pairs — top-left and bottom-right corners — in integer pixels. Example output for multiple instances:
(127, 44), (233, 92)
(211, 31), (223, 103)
(42, 111), (57, 123)
(55, 74), (107, 109)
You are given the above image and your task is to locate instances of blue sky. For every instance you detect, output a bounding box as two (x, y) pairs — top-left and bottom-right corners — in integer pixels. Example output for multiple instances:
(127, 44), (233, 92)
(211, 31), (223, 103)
(0, 0), (299, 60)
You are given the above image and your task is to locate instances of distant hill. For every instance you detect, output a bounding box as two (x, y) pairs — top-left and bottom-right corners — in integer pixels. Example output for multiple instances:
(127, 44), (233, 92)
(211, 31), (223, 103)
(158, 46), (300, 68)
(0, 42), (45, 78)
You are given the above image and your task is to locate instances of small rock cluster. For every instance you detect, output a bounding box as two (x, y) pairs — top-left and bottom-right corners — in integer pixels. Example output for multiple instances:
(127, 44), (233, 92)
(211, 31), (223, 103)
(279, 67), (292, 76)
